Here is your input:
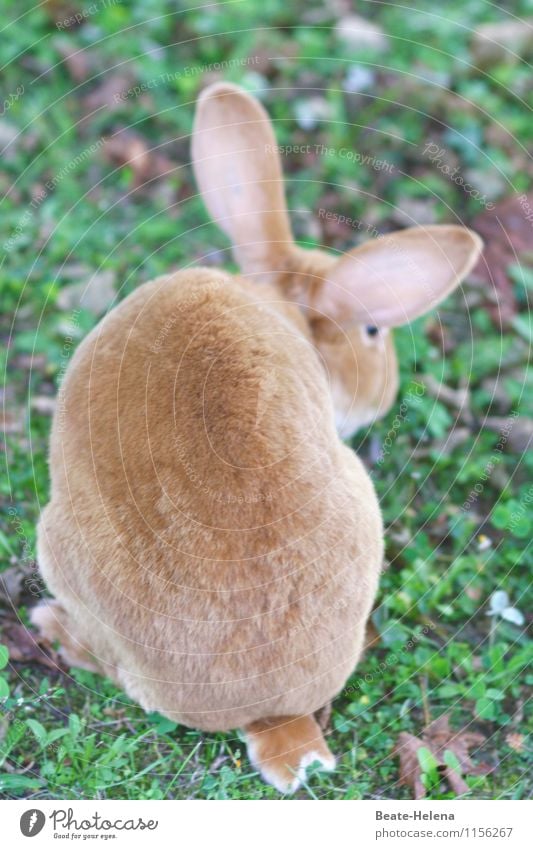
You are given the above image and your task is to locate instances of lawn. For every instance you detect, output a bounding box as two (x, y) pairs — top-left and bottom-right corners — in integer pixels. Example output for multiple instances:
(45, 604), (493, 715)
(0, 0), (531, 799)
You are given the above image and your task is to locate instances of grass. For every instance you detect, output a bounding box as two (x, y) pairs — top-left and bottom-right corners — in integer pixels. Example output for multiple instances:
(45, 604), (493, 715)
(1, 0), (532, 799)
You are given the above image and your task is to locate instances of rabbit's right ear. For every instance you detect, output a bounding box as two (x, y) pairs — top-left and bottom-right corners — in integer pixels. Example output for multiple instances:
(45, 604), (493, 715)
(192, 83), (294, 275)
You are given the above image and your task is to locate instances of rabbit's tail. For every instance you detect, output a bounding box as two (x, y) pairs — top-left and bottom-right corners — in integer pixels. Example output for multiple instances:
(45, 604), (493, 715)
(244, 713), (335, 793)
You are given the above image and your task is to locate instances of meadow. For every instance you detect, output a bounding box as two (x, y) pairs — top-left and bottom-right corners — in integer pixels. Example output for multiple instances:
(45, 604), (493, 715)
(0, 0), (531, 799)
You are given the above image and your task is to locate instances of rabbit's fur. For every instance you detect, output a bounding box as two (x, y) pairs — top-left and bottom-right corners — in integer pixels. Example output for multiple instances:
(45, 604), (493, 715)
(33, 83), (482, 793)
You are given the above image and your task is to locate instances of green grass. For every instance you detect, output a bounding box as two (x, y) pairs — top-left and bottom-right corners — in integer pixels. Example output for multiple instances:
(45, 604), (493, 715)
(1, 0), (532, 799)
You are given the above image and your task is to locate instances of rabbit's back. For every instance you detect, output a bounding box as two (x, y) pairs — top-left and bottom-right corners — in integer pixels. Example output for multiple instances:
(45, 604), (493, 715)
(38, 268), (382, 729)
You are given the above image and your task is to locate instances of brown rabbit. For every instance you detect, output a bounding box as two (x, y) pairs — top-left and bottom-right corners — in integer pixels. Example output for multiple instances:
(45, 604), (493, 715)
(32, 83), (482, 794)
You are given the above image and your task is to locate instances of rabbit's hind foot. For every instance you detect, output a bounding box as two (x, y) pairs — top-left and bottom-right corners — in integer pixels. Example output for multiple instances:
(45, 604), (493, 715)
(244, 713), (335, 794)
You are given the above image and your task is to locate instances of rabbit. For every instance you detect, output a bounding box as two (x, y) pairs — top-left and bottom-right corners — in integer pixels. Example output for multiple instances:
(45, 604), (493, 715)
(31, 82), (482, 794)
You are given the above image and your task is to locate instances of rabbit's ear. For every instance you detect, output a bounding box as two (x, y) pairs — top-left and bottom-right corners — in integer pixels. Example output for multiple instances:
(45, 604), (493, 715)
(315, 225), (483, 327)
(192, 83), (294, 275)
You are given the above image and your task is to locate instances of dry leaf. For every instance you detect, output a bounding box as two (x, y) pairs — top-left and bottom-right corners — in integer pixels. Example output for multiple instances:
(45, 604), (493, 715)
(42, 0), (83, 27)
(422, 373), (473, 425)
(31, 396), (57, 416)
(0, 621), (64, 672)
(1, 407), (25, 435)
(56, 269), (117, 315)
(363, 619), (381, 650)
(315, 701), (332, 733)
(53, 38), (92, 83)
(0, 564), (36, 608)
(470, 194), (533, 326)
(0, 120), (20, 160)
(395, 714), (492, 799)
(471, 19), (533, 65)
(505, 732), (525, 753)
(82, 73), (135, 114)
(483, 416), (533, 453)
(103, 131), (176, 189)
(395, 731), (428, 799)
(335, 15), (389, 53)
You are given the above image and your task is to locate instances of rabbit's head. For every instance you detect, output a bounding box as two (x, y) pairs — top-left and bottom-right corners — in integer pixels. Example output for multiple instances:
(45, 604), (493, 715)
(192, 83), (483, 438)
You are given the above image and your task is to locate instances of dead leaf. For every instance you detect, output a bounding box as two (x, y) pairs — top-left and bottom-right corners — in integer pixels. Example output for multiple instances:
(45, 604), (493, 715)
(471, 19), (533, 66)
(0, 564), (35, 607)
(395, 732), (428, 799)
(1, 407), (25, 435)
(315, 701), (332, 733)
(57, 269), (117, 315)
(465, 584), (483, 601)
(103, 130), (176, 189)
(412, 426), (471, 459)
(0, 621), (65, 671)
(31, 396), (56, 416)
(422, 374), (473, 425)
(103, 706), (127, 719)
(390, 198), (438, 227)
(483, 416), (533, 453)
(42, 0), (83, 27)
(11, 353), (47, 371)
(505, 732), (525, 753)
(0, 120), (20, 160)
(470, 194), (533, 326)
(395, 714), (492, 799)
(335, 15), (389, 53)
(82, 73), (135, 115)
(363, 619), (381, 651)
(52, 38), (92, 83)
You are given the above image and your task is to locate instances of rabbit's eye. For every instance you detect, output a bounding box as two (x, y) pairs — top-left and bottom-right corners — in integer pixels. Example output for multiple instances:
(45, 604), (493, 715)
(365, 325), (379, 337)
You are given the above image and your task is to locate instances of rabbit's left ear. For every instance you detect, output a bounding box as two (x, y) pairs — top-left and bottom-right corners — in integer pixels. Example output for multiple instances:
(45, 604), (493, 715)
(192, 82), (294, 275)
(313, 225), (483, 327)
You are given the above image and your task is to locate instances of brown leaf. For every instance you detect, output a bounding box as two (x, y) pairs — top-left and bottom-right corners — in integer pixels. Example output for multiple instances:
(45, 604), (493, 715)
(0, 119), (20, 160)
(31, 396), (57, 416)
(424, 714), (489, 775)
(334, 15), (389, 54)
(82, 73), (135, 115)
(505, 732), (525, 753)
(471, 19), (533, 66)
(314, 701), (332, 733)
(0, 621), (64, 671)
(56, 269), (117, 316)
(42, 0), (84, 28)
(395, 713), (492, 799)
(52, 38), (92, 83)
(470, 194), (533, 326)
(483, 416), (533, 453)
(421, 374), (473, 426)
(363, 619), (381, 650)
(395, 732), (427, 799)
(103, 131), (176, 190)
(0, 564), (36, 607)
(1, 407), (25, 435)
